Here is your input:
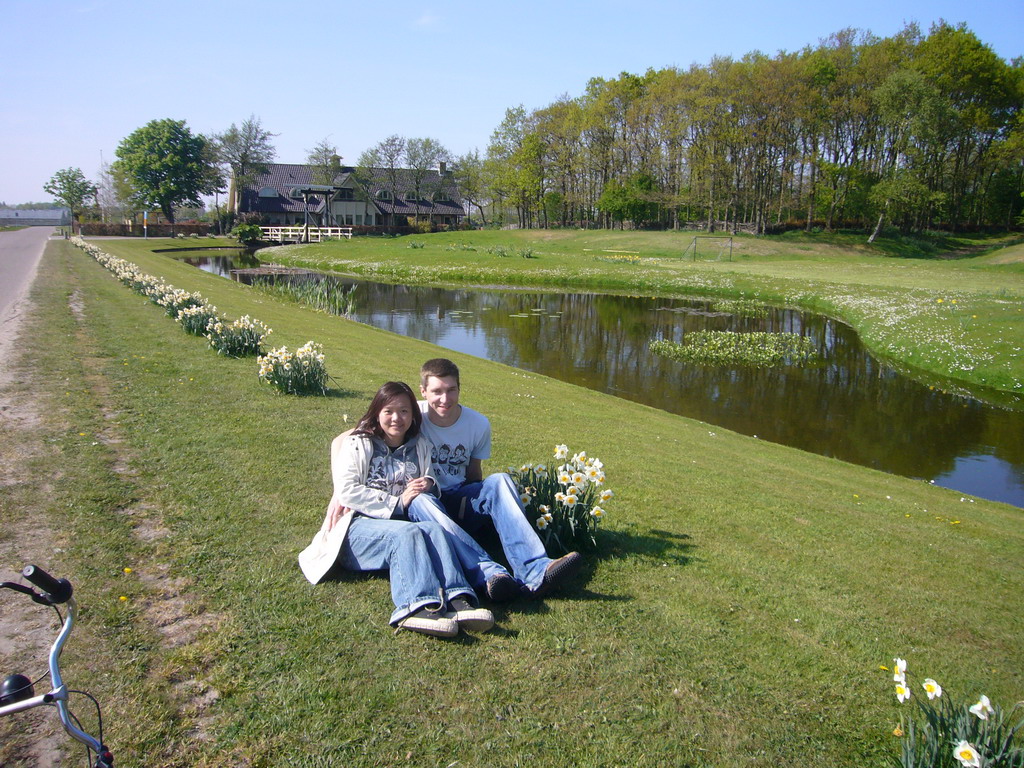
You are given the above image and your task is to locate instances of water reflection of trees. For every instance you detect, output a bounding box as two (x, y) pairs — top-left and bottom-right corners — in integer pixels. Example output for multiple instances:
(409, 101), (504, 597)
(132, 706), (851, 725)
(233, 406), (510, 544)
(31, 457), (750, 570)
(344, 281), (1021, 494)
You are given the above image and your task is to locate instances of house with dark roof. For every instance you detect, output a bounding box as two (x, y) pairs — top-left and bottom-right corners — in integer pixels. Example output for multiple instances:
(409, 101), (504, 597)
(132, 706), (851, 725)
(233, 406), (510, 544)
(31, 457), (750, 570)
(0, 208), (71, 227)
(238, 163), (464, 229)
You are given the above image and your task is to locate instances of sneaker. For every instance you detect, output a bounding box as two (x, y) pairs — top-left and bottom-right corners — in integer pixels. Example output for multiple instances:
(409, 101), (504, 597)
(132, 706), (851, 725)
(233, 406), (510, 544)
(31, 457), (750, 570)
(446, 596), (495, 632)
(396, 606), (459, 638)
(532, 552), (582, 598)
(485, 572), (520, 602)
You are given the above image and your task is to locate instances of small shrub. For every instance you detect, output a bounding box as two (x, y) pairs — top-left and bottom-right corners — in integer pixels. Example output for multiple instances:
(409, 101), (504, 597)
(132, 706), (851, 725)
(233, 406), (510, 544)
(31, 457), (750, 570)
(206, 315), (271, 357)
(408, 241), (426, 249)
(258, 341), (328, 395)
(517, 247), (536, 259)
(509, 445), (612, 556)
(486, 245), (511, 258)
(231, 223), (264, 246)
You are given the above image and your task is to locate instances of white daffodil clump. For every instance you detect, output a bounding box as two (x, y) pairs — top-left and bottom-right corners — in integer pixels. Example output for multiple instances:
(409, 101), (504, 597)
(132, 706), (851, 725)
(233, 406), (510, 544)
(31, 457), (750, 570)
(206, 315), (271, 357)
(258, 341), (328, 395)
(883, 656), (1022, 766)
(509, 444), (612, 555)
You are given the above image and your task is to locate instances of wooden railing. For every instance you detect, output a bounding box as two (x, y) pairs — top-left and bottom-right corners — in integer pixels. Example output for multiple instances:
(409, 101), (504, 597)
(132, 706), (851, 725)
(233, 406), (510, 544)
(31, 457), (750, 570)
(261, 226), (353, 243)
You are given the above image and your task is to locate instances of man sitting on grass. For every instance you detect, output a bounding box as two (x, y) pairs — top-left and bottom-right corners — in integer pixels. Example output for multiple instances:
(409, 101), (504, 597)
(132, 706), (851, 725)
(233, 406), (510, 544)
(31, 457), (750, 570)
(406, 357), (581, 601)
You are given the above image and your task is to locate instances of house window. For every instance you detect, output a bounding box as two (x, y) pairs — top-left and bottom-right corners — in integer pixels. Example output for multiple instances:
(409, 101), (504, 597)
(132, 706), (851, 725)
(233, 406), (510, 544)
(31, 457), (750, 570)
(365, 213), (374, 225)
(336, 188), (354, 200)
(356, 215), (363, 225)
(376, 190), (391, 201)
(258, 187), (278, 198)
(345, 214), (354, 225)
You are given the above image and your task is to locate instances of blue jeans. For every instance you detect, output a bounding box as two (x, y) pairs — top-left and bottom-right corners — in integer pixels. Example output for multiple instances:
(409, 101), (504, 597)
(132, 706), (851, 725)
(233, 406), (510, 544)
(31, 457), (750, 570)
(407, 474), (552, 591)
(339, 516), (476, 625)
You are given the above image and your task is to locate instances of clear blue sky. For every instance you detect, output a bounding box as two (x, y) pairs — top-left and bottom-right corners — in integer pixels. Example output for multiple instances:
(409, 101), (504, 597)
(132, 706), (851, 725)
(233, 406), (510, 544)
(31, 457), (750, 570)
(2, 0), (1020, 205)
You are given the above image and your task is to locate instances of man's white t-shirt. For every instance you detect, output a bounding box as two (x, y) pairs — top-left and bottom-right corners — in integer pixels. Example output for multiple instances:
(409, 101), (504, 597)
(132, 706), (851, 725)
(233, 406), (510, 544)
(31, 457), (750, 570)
(418, 401), (491, 491)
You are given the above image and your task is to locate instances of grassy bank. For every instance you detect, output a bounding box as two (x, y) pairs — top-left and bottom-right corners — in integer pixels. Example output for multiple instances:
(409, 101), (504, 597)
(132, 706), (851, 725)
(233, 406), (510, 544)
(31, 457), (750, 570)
(1, 237), (1021, 767)
(211, 228), (1024, 403)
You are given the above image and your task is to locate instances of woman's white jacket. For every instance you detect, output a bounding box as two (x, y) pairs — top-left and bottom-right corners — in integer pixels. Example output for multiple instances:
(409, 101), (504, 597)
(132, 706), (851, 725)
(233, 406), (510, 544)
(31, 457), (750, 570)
(298, 429), (437, 584)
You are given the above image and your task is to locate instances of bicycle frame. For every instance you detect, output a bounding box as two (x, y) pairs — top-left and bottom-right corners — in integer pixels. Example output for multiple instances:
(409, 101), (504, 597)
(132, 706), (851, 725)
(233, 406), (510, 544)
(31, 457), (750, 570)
(1, 567), (113, 768)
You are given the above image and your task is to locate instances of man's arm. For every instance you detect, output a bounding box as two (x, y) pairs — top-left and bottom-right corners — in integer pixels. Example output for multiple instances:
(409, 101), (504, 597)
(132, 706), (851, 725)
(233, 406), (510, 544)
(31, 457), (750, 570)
(465, 457), (483, 484)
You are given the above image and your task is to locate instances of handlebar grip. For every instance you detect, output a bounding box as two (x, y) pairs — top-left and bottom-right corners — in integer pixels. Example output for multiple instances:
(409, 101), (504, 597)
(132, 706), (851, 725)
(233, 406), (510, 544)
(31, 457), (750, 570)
(22, 565), (73, 604)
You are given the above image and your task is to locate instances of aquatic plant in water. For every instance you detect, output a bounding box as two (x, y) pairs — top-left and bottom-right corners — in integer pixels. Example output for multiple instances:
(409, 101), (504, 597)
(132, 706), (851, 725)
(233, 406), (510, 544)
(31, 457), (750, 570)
(649, 331), (817, 367)
(251, 276), (357, 316)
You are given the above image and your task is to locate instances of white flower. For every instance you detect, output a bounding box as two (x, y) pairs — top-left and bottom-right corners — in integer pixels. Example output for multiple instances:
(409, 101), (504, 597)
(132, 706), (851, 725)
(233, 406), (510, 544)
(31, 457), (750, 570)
(563, 494), (578, 507)
(895, 682), (911, 703)
(893, 658), (907, 684)
(600, 489), (614, 502)
(558, 472), (572, 485)
(554, 492), (565, 503)
(922, 679), (942, 700)
(519, 492), (531, 505)
(571, 471), (586, 486)
(953, 740), (981, 768)
(590, 505), (604, 519)
(969, 695), (994, 720)
(538, 505), (550, 515)
(536, 517), (549, 530)
(554, 444), (569, 459)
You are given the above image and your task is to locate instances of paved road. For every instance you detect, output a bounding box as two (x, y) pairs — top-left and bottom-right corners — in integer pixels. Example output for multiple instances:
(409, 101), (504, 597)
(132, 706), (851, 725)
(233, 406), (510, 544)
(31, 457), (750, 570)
(0, 226), (54, 325)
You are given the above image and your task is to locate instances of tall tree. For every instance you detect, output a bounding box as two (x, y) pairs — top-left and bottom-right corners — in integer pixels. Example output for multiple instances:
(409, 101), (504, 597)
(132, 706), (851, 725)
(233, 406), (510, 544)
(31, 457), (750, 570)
(357, 135), (406, 225)
(453, 149), (488, 225)
(404, 137), (450, 222)
(43, 167), (97, 232)
(216, 115), (277, 212)
(306, 138), (342, 185)
(112, 119), (217, 225)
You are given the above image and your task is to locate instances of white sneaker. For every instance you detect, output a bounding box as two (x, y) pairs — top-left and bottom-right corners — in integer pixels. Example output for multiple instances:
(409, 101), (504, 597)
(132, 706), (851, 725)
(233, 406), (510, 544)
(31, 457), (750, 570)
(397, 607), (459, 638)
(446, 596), (495, 632)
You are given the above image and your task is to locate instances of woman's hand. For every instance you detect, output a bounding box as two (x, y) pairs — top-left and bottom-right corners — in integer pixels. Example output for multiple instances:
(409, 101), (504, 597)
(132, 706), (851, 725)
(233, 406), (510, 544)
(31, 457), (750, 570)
(400, 476), (434, 508)
(326, 497), (351, 531)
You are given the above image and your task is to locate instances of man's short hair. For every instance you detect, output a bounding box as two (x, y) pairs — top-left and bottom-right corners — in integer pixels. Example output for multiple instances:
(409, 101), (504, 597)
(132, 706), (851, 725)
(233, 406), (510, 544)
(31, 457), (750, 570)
(420, 358), (460, 388)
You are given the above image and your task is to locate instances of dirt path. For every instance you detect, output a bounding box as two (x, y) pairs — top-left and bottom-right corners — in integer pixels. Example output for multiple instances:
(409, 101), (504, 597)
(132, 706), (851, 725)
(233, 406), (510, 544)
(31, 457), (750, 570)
(0, 230), (65, 766)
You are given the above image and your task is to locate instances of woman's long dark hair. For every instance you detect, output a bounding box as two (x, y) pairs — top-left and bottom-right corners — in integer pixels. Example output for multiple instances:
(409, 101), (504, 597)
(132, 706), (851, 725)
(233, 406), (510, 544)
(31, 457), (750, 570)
(352, 381), (421, 443)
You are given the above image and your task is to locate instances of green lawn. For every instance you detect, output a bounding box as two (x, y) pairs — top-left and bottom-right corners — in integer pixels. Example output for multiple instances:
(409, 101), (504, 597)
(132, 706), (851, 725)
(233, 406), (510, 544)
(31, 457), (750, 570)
(0, 236), (1021, 767)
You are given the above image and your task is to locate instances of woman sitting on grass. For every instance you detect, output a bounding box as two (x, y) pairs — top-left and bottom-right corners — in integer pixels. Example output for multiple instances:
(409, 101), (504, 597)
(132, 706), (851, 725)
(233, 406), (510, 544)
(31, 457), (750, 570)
(298, 381), (494, 638)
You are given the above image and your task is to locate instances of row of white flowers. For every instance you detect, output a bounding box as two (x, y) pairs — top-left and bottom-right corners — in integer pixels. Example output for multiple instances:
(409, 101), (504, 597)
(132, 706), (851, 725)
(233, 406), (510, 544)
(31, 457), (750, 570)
(70, 237), (328, 394)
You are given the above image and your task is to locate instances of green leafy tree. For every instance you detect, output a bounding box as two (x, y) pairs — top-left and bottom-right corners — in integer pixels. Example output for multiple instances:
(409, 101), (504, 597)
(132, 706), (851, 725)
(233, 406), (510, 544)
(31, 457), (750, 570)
(112, 119), (217, 224)
(453, 149), (488, 225)
(43, 167), (97, 232)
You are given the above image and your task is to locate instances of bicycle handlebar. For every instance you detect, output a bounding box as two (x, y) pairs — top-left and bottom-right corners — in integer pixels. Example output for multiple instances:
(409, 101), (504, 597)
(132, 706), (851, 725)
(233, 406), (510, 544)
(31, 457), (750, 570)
(1, 566), (113, 767)
(22, 564), (73, 604)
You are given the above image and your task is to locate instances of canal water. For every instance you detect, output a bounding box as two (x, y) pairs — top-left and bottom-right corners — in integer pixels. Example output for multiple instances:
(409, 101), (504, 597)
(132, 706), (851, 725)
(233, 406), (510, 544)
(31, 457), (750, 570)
(181, 253), (1024, 507)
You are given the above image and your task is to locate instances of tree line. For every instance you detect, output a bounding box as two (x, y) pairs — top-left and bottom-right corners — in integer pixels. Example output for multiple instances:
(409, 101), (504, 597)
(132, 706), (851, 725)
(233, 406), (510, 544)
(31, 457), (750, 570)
(459, 22), (1022, 235)
(43, 22), (1021, 238)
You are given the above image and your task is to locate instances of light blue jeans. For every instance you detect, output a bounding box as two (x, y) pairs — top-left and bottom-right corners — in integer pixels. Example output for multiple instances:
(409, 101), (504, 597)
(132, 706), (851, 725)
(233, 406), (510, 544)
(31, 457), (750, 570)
(407, 474), (552, 592)
(339, 516), (476, 626)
